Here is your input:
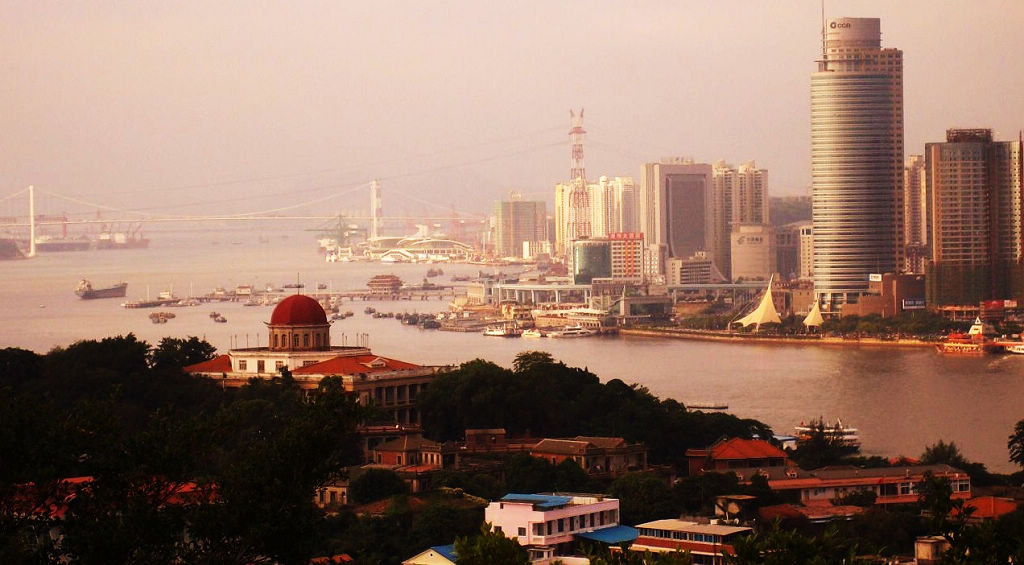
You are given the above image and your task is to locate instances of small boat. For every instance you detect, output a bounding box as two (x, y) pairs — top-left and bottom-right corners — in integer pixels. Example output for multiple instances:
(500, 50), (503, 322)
(794, 418), (861, 448)
(419, 318), (441, 329)
(364, 307), (376, 314)
(213, 315), (227, 323)
(521, 328), (546, 338)
(317, 283), (328, 290)
(283, 283), (305, 289)
(483, 322), (522, 337)
(75, 279), (128, 300)
(548, 325), (596, 338)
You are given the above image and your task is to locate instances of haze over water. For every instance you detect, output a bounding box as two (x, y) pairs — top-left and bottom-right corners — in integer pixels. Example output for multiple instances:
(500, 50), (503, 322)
(3, 229), (1023, 473)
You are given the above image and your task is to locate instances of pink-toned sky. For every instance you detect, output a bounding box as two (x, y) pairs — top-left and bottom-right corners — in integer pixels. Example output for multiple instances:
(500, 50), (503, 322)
(2, 1), (1022, 217)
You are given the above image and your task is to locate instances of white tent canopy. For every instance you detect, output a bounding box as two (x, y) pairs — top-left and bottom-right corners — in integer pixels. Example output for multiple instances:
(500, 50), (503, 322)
(803, 301), (824, 328)
(733, 275), (782, 332)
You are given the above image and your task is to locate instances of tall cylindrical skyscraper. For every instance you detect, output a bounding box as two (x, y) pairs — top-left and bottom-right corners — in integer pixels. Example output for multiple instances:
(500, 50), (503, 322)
(811, 17), (903, 309)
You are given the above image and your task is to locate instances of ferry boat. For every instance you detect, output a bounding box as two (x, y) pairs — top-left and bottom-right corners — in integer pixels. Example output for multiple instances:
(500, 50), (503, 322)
(75, 279), (128, 300)
(1003, 342), (1024, 355)
(935, 317), (998, 355)
(483, 322), (522, 337)
(794, 418), (861, 448)
(548, 325), (597, 338)
(521, 328), (546, 338)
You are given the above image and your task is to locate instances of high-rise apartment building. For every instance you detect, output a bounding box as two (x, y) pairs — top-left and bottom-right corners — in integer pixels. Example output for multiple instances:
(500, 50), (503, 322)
(811, 17), (904, 309)
(589, 176), (638, 238)
(903, 155), (928, 273)
(494, 195), (547, 258)
(639, 159), (715, 265)
(925, 129), (1024, 307)
(712, 161), (769, 280)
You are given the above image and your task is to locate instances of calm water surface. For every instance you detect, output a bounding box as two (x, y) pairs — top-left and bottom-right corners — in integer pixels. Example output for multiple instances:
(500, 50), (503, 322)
(2, 228), (1022, 472)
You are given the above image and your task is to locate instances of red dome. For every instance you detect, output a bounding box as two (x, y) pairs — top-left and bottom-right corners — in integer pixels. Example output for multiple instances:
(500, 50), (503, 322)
(270, 294), (328, 325)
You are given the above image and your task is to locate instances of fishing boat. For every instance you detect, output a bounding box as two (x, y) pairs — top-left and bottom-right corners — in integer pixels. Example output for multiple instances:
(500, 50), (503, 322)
(548, 325), (596, 338)
(794, 418), (861, 448)
(75, 279), (128, 300)
(483, 322), (522, 337)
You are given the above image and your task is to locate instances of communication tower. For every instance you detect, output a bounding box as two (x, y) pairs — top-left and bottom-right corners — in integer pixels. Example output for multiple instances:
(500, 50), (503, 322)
(567, 109), (591, 242)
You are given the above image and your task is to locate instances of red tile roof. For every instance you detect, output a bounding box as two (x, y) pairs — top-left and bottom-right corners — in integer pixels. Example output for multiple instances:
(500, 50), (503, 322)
(183, 354), (232, 374)
(710, 438), (788, 460)
(374, 435), (440, 453)
(292, 354), (421, 375)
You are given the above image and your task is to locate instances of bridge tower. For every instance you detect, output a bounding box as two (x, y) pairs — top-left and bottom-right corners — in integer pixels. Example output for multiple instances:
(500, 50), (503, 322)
(370, 179), (382, 240)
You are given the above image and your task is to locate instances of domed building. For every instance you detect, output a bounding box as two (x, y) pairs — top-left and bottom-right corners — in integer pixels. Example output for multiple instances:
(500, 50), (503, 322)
(268, 294), (332, 351)
(185, 293), (442, 425)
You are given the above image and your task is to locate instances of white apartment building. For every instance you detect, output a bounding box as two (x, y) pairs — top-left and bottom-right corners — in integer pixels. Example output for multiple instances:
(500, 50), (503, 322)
(485, 493), (622, 560)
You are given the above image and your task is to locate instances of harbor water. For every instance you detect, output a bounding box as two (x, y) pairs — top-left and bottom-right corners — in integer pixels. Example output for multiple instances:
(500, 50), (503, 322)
(2, 228), (1023, 472)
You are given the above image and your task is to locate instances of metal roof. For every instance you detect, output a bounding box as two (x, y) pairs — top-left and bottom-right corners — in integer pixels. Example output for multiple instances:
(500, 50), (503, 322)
(499, 493), (572, 510)
(575, 525), (638, 544)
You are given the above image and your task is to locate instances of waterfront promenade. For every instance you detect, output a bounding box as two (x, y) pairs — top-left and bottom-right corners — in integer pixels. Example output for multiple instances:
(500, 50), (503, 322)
(620, 328), (934, 349)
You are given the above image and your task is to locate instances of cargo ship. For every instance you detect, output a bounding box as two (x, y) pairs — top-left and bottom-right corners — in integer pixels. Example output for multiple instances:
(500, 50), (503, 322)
(75, 279), (128, 300)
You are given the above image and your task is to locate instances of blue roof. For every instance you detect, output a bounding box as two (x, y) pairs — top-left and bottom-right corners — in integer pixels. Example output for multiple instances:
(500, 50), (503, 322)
(431, 544), (457, 562)
(575, 525), (639, 544)
(500, 493), (572, 510)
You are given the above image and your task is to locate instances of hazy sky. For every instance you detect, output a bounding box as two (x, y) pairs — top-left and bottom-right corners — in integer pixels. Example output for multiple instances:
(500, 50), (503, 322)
(2, 1), (1022, 220)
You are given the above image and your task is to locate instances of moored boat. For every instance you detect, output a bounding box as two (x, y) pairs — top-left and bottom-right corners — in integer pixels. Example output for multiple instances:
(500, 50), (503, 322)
(548, 325), (596, 338)
(483, 322), (522, 337)
(521, 328), (546, 338)
(75, 279), (128, 300)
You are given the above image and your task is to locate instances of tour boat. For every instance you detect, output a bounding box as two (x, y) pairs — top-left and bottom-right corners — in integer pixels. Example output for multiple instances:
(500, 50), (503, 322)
(521, 328), (546, 338)
(548, 325), (596, 338)
(794, 418), (861, 448)
(935, 317), (998, 355)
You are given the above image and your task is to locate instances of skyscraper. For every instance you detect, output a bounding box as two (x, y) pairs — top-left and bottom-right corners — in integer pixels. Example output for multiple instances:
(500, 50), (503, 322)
(903, 155), (928, 273)
(712, 161), (769, 280)
(639, 159), (714, 265)
(494, 195), (547, 259)
(811, 17), (904, 309)
(925, 129), (1024, 307)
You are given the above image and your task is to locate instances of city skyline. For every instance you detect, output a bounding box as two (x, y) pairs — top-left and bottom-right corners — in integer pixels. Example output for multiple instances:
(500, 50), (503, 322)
(2, 1), (1023, 218)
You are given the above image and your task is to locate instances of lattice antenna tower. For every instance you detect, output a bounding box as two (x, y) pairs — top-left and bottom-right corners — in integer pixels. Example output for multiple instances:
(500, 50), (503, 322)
(568, 109), (591, 240)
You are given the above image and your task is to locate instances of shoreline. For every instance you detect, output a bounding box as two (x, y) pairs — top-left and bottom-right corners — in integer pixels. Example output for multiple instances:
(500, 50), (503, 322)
(619, 327), (934, 349)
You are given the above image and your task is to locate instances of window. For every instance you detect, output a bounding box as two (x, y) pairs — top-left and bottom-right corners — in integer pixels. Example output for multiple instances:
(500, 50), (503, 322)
(275, 361), (284, 370)
(303, 334), (310, 347)
(557, 519), (564, 533)
(518, 527), (526, 536)
(292, 334), (299, 348)
(238, 360), (247, 371)
(257, 360), (265, 373)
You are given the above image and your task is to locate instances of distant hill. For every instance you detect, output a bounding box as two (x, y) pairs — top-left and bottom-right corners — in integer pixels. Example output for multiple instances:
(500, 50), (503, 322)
(770, 196), (811, 227)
